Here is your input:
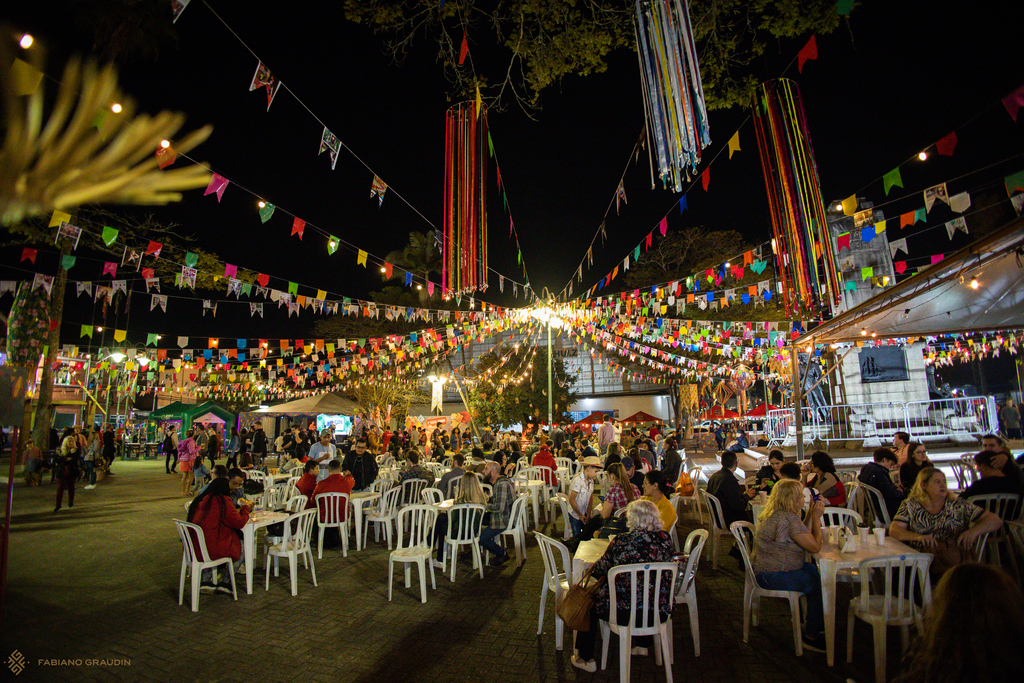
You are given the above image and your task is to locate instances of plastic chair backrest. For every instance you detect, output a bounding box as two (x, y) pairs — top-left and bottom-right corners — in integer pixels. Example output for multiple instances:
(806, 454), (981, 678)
(316, 492), (350, 524)
(606, 562), (678, 632)
(400, 478), (429, 506)
(447, 478), (461, 499)
(729, 521), (759, 585)
(481, 483), (493, 498)
(507, 495), (529, 533)
(446, 504), (486, 542)
(950, 462), (968, 490)
(967, 493), (1021, 521)
(421, 487), (444, 506)
(678, 529), (710, 597)
(396, 504), (438, 550)
(174, 519), (212, 564)
(284, 509), (317, 550)
(857, 553), (933, 621)
(555, 457), (572, 472)
(534, 531), (575, 584)
(821, 507), (863, 531)
(248, 470), (267, 486)
(685, 466), (703, 491)
(284, 495), (308, 513)
(859, 483), (891, 527)
(369, 479), (393, 495)
(702, 490), (726, 531)
(380, 485), (403, 516)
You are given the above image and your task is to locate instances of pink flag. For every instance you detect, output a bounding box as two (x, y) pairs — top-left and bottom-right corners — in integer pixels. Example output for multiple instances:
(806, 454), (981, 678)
(659, 217), (668, 236)
(894, 261), (907, 274)
(225, 264), (237, 278)
(1002, 83), (1024, 122)
(427, 282), (435, 296)
(930, 254), (944, 265)
(102, 262), (117, 277)
(701, 167), (710, 191)
(204, 173), (228, 202)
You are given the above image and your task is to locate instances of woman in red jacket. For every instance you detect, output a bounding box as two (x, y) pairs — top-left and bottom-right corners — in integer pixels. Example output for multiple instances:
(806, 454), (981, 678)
(188, 477), (252, 593)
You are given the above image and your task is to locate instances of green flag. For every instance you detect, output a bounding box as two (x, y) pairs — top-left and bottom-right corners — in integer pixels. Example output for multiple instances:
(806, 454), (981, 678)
(101, 226), (118, 246)
(146, 333), (158, 346)
(61, 255), (76, 270)
(883, 167), (903, 196)
(185, 251), (199, 267)
(258, 202), (276, 223)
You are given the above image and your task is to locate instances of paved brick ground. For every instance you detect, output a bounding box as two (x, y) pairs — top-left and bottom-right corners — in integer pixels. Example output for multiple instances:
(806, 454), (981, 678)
(1, 460), (900, 682)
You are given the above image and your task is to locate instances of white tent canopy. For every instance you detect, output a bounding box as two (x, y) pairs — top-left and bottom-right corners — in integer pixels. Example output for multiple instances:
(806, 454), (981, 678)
(255, 392), (361, 415)
(191, 412), (225, 424)
(797, 216), (1024, 345)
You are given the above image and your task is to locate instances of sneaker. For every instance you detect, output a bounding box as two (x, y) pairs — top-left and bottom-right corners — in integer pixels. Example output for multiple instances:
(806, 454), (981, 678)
(801, 635), (826, 653)
(84, 485), (96, 490)
(488, 552), (510, 568)
(432, 559), (445, 569)
(214, 583), (234, 595)
(571, 656), (596, 673)
(630, 647), (648, 656)
(199, 582), (216, 594)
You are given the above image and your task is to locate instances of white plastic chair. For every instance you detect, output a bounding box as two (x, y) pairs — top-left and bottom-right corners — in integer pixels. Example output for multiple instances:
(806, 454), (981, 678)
(534, 531), (575, 650)
(821, 507), (863, 532)
(598, 562), (678, 683)
(388, 504), (438, 603)
(488, 494), (530, 567)
(666, 529), (709, 658)
(676, 467), (703, 524)
(966, 493), (1020, 571)
(847, 553), (933, 683)
(174, 519), (237, 612)
(552, 493), (574, 540)
(421, 487), (444, 506)
(264, 495), (309, 573)
(700, 490), (732, 570)
(399, 478), (429, 507)
(368, 478), (393, 496)
(314, 492), (350, 559)
(859, 482), (893, 528)
(264, 508), (318, 596)
(731, 521), (805, 656)
(443, 503), (485, 581)
(364, 485), (402, 550)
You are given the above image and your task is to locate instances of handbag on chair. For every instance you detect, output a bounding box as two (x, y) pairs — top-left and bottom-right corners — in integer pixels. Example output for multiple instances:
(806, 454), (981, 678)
(556, 565), (604, 632)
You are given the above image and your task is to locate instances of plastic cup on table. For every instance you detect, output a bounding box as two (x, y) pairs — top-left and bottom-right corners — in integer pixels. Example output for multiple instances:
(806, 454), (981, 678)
(873, 527), (886, 546)
(858, 527), (870, 545)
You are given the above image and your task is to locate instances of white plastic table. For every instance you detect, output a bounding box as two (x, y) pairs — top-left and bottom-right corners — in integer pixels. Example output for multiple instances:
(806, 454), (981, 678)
(518, 479), (547, 528)
(572, 537), (610, 580)
(349, 490), (381, 551)
(813, 534), (916, 666)
(242, 510), (288, 594)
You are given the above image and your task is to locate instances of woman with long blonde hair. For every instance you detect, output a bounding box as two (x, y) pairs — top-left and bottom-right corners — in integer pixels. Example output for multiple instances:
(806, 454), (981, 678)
(433, 472), (488, 566)
(752, 478), (827, 652)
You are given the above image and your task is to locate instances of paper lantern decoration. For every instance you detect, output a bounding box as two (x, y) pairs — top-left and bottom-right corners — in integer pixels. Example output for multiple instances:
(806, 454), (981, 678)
(728, 365), (755, 393)
(443, 101), (489, 295)
(634, 0), (711, 190)
(753, 79), (840, 316)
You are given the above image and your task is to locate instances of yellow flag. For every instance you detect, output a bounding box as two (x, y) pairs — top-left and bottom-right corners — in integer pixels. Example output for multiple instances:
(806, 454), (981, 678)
(728, 131), (741, 159)
(10, 58), (43, 96)
(113, 329), (127, 342)
(316, 289), (326, 300)
(357, 250), (368, 267)
(49, 210), (71, 227)
(841, 194), (857, 216)
(874, 220), (887, 235)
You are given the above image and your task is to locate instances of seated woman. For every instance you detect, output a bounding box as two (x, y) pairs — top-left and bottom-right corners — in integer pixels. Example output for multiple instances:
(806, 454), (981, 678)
(803, 451), (845, 506)
(187, 477), (252, 593)
(571, 500), (675, 673)
(889, 467), (1003, 578)
(899, 442), (931, 492)
(753, 479), (827, 652)
(434, 472), (489, 566)
(893, 563), (1024, 683)
(755, 450), (785, 493)
(641, 469), (678, 533)
(726, 428), (750, 454)
(604, 442), (622, 467)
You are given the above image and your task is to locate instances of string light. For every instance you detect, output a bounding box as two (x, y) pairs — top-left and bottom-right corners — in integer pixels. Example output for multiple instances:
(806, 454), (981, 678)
(918, 151), (928, 161)
(160, 139), (170, 148)
(19, 34), (33, 49)
(111, 103), (122, 113)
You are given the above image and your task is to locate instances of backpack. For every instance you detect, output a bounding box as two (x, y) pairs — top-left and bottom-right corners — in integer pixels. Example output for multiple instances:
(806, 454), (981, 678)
(242, 479), (265, 495)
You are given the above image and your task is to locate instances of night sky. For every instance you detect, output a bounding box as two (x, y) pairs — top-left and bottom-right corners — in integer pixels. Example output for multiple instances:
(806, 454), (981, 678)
(3, 0), (1023, 347)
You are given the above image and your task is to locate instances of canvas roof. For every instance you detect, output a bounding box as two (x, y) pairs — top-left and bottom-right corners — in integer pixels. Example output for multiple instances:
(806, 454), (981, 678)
(796, 215), (1024, 345)
(619, 410), (665, 423)
(256, 392), (361, 415)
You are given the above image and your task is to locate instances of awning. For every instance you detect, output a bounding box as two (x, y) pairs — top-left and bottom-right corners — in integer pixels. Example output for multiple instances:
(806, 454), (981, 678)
(742, 403), (779, 418)
(191, 412), (225, 424)
(698, 405), (739, 419)
(619, 410), (665, 423)
(797, 215), (1024, 344)
(256, 392), (361, 415)
(571, 411), (609, 428)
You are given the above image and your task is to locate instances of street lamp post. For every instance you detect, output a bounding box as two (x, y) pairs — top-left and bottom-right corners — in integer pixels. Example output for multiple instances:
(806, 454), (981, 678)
(547, 314), (553, 430)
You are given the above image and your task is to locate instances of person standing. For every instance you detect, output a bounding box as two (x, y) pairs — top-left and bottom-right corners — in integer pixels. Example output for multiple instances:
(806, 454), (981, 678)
(54, 430), (81, 512)
(567, 456), (601, 537)
(250, 423), (268, 465)
(83, 431), (101, 490)
(226, 427), (240, 469)
(102, 424), (116, 474)
(206, 428), (221, 471)
(341, 438), (378, 491)
(177, 430), (199, 497)
(597, 415), (615, 456)
(163, 424), (179, 474)
(1001, 399), (1021, 440)
(308, 430), (338, 482)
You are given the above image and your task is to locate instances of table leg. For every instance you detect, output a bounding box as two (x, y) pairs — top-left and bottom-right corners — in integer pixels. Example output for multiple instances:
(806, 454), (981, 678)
(532, 489), (541, 528)
(243, 526), (256, 595)
(353, 504), (364, 551)
(820, 558), (838, 666)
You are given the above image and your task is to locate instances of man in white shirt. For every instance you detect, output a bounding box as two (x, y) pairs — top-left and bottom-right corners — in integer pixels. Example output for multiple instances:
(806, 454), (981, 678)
(307, 430), (338, 482)
(597, 416), (616, 456)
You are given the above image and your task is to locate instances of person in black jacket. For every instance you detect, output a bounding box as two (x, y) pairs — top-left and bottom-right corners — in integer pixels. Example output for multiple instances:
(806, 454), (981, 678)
(858, 448), (904, 522)
(341, 438), (378, 491)
(707, 451), (756, 562)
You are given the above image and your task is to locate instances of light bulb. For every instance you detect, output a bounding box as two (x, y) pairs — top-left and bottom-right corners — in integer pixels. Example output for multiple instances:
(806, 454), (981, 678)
(160, 139), (170, 148)
(111, 103), (122, 113)
(258, 201), (266, 208)
(19, 34), (33, 49)
(970, 278), (979, 289)
(918, 151), (928, 161)
(861, 329), (867, 336)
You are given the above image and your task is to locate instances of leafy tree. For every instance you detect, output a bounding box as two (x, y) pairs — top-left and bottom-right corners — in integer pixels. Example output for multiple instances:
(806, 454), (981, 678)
(624, 225), (748, 290)
(465, 343), (576, 428)
(345, 0), (849, 113)
(384, 231), (442, 303)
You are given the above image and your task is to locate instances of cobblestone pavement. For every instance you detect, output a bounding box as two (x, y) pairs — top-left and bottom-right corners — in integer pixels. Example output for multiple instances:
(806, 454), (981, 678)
(2, 460), (897, 682)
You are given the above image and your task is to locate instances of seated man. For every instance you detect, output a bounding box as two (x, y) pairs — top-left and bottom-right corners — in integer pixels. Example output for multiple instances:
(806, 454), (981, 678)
(622, 455), (644, 492)
(480, 461), (516, 567)
(707, 451), (756, 532)
(341, 438), (378, 492)
(193, 464), (229, 497)
(308, 459), (355, 547)
(438, 452), (466, 498)
(858, 448), (904, 522)
(963, 450), (1023, 519)
(295, 460), (319, 501)
(22, 438), (48, 486)
(398, 449), (435, 485)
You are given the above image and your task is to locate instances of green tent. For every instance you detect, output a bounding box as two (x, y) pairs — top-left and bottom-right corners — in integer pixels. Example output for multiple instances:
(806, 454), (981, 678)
(149, 401), (191, 421)
(182, 401), (236, 432)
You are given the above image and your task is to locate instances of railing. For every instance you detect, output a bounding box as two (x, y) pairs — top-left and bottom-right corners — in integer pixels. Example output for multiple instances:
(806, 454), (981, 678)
(766, 396), (997, 446)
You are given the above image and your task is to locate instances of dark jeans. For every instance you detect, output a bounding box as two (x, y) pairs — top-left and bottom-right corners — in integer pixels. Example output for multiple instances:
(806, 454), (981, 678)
(479, 526), (507, 557)
(85, 461), (96, 486)
(55, 475), (75, 508)
(433, 515), (450, 560)
(575, 607), (661, 661)
(226, 452), (238, 469)
(755, 562), (823, 637)
(166, 449), (178, 473)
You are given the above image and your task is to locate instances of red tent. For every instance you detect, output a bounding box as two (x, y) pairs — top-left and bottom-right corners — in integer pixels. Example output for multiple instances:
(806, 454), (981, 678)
(697, 405), (740, 419)
(620, 410), (664, 424)
(571, 412), (608, 429)
(742, 403), (779, 418)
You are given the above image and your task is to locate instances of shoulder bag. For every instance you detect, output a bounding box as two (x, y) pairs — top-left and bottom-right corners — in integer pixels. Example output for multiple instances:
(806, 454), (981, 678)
(556, 565), (605, 632)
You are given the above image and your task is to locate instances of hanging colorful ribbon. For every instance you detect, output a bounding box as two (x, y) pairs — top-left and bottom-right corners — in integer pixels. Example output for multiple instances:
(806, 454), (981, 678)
(752, 79), (839, 317)
(443, 100), (489, 296)
(634, 0), (711, 191)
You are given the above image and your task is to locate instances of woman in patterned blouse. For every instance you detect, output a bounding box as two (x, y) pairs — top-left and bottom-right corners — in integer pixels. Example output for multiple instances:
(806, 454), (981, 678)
(889, 467), (1002, 578)
(571, 500), (674, 673)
